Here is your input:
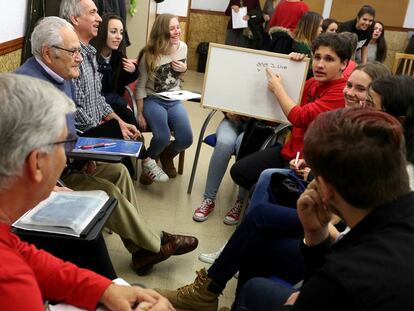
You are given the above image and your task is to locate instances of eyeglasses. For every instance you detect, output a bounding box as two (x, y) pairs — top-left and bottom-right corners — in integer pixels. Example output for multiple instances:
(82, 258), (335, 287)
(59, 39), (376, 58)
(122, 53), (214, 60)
(48, 134), (78, 152)
(51, 45), (82, 58)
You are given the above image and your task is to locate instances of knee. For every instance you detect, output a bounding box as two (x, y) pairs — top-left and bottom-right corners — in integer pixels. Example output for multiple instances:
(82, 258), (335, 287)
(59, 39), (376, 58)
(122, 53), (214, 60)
(230, 161), (244, 185)
(215, 135), (238, 153)
(181, 132), (193, 149)
(153, 131), (171, 148)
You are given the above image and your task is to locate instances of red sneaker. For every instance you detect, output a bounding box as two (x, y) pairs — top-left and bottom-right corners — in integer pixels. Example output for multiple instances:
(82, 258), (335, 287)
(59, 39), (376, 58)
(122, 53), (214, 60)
(193, 198), (215, 222)
(223, 200), (243, 225)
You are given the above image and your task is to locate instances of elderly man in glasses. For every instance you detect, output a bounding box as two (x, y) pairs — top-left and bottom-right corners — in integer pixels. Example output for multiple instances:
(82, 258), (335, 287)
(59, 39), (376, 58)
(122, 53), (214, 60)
(15, 16), (198, 275)
(0, 73), (174, 311)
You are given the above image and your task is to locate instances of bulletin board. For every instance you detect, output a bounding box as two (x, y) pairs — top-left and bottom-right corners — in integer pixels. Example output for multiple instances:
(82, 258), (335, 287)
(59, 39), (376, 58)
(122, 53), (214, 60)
(201, 43), (310, 124)
(191, 0), (228, 12)
(330, 0), (409, 28)
(303, 0), (325, 15)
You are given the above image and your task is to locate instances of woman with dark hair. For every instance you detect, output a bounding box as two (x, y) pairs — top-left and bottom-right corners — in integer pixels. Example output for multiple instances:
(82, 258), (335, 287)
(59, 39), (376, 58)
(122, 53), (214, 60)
(94, 13), (168, 185)
(338, 4), (375, 64)
(321, 18), (338, 33)
(94, 13), (137, 125)
(369, 75), (414, 187)
(362, 21), (387, 63)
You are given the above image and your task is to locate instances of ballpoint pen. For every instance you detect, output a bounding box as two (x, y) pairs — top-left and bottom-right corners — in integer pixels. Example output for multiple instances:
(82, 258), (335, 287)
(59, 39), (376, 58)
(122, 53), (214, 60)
(80, 142), (116, 149)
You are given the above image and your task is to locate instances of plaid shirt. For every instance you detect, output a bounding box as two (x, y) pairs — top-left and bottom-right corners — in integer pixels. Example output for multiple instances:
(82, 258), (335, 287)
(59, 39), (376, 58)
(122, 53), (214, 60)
(73, 42), (113, 131)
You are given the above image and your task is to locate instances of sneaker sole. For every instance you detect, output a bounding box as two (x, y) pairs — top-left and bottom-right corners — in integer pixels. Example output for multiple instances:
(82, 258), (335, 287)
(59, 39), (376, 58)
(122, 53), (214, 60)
(193, 214), (209, 222)
(223, 218), (239, 225)
(198, 255), (216, 264)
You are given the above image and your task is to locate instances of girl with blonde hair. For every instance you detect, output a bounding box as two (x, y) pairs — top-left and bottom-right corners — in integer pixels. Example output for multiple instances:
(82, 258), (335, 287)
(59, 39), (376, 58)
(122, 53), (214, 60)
(134, 14), (193, 179)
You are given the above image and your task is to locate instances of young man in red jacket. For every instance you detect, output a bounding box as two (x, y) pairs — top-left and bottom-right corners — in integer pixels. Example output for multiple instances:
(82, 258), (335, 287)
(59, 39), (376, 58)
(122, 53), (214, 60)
(230, 33), (352, 204)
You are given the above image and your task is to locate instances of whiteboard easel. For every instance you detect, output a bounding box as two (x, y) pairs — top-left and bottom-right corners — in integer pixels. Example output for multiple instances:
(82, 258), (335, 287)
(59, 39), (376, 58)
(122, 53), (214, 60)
(201, 44), (309, 124)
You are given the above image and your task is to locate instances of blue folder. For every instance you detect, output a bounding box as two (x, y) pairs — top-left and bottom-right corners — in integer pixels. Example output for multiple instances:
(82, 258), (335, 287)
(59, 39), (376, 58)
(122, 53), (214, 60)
(72, 137), (142, 157)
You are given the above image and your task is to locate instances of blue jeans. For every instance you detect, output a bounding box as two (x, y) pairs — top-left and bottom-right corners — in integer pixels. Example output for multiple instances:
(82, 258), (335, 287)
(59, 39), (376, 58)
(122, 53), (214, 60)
(204, 118), (245, 200)
(236, 278), (296, 311)
(207, 200), (304, 297)
(143, 96), (193, 158)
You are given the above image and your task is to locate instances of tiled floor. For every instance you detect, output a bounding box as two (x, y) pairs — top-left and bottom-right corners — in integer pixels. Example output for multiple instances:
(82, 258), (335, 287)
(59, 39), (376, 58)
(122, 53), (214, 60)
(104, 70), (238, 309)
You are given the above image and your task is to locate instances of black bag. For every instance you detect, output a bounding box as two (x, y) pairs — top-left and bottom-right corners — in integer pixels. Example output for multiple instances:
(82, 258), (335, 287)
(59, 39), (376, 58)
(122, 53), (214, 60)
(196, 42), (209, 73)
(236, 118), (276, 161)
(268, 171), (308, 208)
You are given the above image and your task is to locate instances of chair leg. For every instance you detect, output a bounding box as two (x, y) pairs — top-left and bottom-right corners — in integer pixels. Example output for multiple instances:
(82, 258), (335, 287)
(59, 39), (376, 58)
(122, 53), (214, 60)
(178, 151), (185, 175)
(187, 110), (217, 194)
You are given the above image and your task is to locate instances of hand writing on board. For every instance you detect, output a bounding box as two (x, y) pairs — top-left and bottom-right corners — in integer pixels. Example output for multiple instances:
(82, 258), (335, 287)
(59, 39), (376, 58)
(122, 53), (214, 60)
(288, 52), (307, 62)
(266, 68), (284, 94)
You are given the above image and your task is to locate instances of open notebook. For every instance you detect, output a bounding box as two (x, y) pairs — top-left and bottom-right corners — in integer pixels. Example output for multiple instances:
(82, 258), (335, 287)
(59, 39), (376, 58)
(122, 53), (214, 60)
(12, 191), (109, 237)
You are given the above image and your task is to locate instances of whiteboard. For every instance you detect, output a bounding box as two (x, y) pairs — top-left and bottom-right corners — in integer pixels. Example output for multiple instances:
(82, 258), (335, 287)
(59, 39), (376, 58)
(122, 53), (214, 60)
(201, 44), (309, 124)
(0, 0), (27, 43)
(191, 0), (228, 12)
(156, 0), (189, 17)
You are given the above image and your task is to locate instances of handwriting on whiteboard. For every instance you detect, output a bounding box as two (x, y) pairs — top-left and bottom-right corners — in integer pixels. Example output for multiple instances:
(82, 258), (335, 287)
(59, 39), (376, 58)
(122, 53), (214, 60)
(256, 62), (288, 72)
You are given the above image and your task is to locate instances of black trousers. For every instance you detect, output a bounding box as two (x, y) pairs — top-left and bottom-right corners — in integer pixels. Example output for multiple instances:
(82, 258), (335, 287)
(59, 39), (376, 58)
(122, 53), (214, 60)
(18, 233), (117, 279)
(230, 145), (288, 190)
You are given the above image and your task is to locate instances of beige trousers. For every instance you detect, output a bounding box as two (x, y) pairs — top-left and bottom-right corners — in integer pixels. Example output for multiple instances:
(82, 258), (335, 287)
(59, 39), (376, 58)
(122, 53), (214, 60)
(62, 163), (161, 254)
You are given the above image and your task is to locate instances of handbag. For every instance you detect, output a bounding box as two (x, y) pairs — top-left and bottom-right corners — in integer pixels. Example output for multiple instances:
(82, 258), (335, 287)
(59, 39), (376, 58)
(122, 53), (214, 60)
(236, 118), (276, 161)
(268, 171), (308, 208)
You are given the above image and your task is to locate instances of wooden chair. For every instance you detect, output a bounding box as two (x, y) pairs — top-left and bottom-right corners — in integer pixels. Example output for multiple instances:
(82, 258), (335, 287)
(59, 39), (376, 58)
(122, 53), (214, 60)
(124, 82), (185, 175)
(392, 52), (414, 76)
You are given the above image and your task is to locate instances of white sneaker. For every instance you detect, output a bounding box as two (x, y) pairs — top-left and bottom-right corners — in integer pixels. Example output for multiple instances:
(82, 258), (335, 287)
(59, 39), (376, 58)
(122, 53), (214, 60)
(198, 244), (226, 264)
(142, 159), (169, 182)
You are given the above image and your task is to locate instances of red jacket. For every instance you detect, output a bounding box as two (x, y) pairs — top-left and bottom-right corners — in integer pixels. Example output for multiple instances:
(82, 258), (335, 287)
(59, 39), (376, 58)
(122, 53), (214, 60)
(268, 0), (309, 32)
(0, 224), (112, 311)
(281, 77), (347, 160)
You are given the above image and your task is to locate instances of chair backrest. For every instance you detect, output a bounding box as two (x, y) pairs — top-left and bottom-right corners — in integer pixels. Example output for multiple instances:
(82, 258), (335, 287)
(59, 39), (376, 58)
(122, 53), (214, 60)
(392, 53), (414, 76)
(123, 80), (138, 119)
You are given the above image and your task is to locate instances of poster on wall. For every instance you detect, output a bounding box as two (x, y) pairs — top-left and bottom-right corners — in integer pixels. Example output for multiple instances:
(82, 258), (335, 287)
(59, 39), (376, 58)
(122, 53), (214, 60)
(191, 0), (228, 12)
(156, 0), (189, 17)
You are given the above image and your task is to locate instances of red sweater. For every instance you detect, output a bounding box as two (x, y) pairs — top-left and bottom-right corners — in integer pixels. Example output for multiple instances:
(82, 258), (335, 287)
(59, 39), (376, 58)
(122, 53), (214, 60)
(268, 0), (309, 32)
(342, 59), (357, 80)
(281, 77), (346, 160)
(0, 224), (112, 311)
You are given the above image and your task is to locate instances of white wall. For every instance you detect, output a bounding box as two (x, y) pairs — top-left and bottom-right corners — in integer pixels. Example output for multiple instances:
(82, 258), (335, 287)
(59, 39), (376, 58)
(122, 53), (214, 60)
(0, 0), (27, 43)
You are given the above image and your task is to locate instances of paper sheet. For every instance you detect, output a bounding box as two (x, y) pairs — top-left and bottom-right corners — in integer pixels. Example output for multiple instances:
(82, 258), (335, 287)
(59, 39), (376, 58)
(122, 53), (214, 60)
(232, 6), (248, 29)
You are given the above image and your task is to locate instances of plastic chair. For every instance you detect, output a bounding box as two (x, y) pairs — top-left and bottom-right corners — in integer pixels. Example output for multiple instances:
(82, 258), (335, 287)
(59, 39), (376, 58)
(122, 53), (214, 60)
(124, 82), (185, 175)
(186, 109), (291, 194)
(392, 52), (414, 76)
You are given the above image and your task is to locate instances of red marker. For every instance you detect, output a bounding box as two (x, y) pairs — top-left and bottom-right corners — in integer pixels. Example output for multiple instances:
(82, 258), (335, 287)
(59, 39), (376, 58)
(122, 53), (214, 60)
(80, 142), (116, 149)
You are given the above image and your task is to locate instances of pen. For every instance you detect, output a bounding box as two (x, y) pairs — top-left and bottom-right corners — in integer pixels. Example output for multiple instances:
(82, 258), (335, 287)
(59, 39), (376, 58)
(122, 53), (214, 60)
(294, 151), (300, 166)
(80, 143), (116, 149)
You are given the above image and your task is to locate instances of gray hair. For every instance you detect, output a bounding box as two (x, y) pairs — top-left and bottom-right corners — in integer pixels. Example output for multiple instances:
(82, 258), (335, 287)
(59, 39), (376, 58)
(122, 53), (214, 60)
(31, 16), (75, 58)
(0, 74), (75, 189)
(60, 0), (82, 23)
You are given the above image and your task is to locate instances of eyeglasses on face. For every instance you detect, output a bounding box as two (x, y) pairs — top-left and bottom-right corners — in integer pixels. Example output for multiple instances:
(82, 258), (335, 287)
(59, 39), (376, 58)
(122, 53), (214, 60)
(51, 45), (82, 57)
(49, 134), (78, 152)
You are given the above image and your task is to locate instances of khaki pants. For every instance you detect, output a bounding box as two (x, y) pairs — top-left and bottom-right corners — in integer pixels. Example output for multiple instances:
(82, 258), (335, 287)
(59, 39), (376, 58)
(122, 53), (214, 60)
(62, 163), (161, 254)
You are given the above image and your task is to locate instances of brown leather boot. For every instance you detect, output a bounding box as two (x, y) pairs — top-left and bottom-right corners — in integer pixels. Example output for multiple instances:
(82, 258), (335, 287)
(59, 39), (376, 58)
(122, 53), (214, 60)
(155, 268), (222, 311)
(159, 145), (179, 178)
